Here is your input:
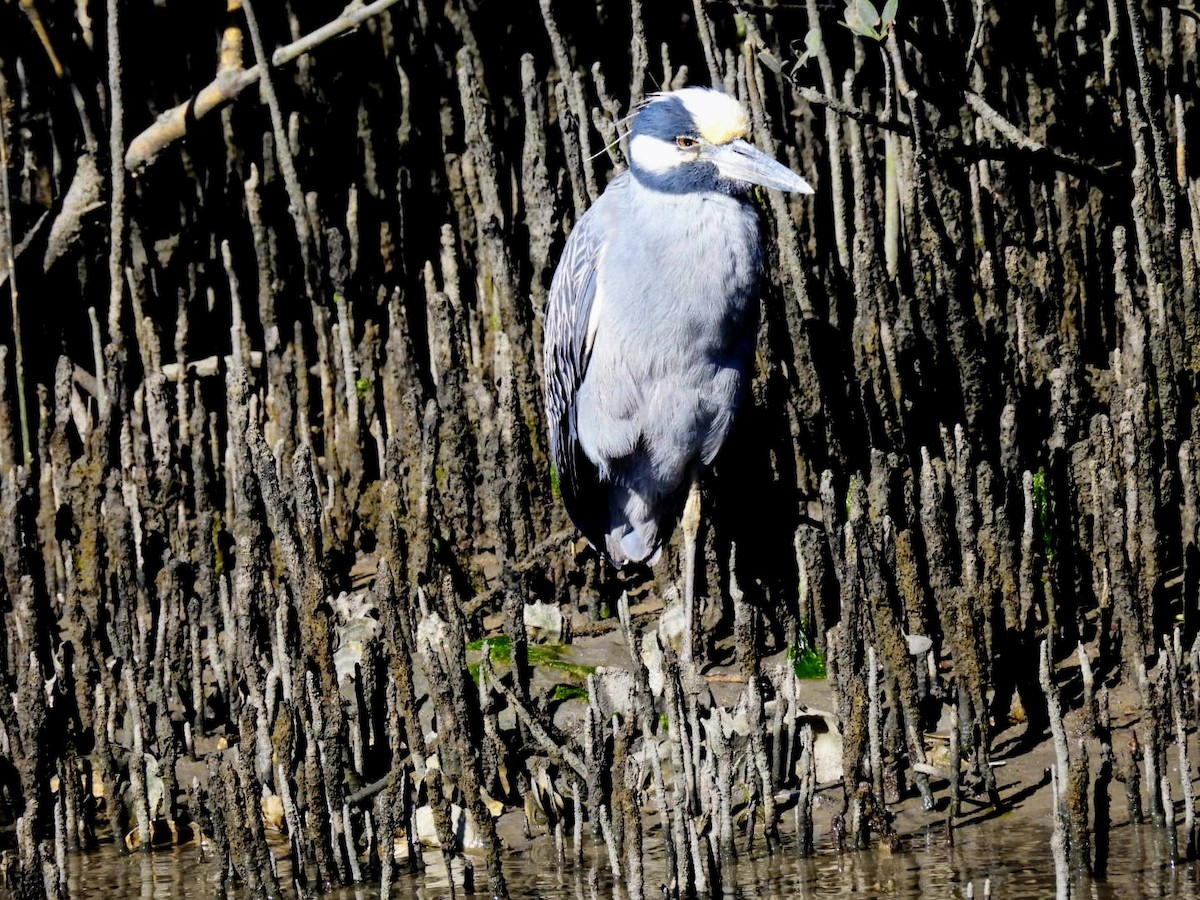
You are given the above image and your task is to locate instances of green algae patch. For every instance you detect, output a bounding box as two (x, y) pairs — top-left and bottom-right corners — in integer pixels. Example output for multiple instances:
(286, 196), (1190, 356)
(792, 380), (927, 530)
(468, 634), (597, 682)
(552, 684), (589, 702)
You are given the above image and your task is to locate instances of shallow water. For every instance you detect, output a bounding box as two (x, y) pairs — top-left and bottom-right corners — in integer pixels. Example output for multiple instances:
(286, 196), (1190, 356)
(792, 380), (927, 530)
(53, 817), (1200, 899)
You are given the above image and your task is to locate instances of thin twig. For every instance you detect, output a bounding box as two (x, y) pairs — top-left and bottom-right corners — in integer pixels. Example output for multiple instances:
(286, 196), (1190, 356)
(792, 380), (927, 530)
(794, 54), (1112, 182)
(796, 87), (912, 135)
(125, 0), (402, 172)
(241, 0), (315, 268)
(17, 0), (65, 78)
(481, 653), (588, 781)
(272, 0), (402, 67)
(964, 91), (1114, 180)
(461, 527), (575, 615)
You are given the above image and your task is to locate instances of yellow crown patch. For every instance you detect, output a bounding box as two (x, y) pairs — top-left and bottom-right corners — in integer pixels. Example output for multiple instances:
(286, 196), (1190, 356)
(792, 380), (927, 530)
(680, 90), (751, 145)
(698, 113), (751, 145)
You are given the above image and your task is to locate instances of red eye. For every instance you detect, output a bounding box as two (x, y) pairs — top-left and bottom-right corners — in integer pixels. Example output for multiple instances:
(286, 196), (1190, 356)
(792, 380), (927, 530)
(676, 136), (699, 149)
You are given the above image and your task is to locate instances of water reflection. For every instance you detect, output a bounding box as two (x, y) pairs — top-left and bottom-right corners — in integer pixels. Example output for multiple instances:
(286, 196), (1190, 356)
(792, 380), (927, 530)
(59, 820), (1199, 898)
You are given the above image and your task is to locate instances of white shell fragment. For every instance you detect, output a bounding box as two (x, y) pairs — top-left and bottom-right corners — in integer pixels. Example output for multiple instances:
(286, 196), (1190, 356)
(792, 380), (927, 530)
(522, 601), (564, 643)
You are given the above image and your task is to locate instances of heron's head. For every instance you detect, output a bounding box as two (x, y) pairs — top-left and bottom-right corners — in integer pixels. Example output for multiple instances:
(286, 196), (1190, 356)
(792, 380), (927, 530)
(628, 87), (813, 196)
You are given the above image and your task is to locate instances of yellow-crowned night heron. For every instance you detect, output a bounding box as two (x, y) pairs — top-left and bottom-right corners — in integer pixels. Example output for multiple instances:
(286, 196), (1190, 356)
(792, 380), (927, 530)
(544, 87), (812, 579)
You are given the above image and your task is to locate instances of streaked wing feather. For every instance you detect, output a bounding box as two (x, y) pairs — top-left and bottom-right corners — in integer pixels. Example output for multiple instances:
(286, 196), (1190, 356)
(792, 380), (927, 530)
(544, 181), (624, 546)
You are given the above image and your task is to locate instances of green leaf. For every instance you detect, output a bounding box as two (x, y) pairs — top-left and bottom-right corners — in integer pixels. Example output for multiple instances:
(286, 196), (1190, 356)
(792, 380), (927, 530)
(757, 49), (784, 75)
(881, 0), (898, 26)
(842, 5), (866, 34)
(794, 28), (822, 69)
(843, 0), (882, 38)
(855, 0), (881, 28)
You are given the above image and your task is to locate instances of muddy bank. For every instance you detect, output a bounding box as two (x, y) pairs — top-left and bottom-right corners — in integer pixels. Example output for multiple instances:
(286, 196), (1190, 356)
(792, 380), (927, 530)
(1, 0), (1200, 897)
(22, 618), (1200, 898)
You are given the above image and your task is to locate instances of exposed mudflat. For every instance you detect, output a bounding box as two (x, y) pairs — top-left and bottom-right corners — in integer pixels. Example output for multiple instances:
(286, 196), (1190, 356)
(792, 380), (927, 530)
(45, 595), (1200, 899)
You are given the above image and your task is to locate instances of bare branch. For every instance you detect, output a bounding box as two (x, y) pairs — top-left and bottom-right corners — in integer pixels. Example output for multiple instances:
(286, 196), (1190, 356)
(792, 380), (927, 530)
(796, 86), (913, 136)
(271, 0), (402, 67)
(964, 90), (1113, 179)
(125, 0), (402, 173)
(17, 0), (65, 78)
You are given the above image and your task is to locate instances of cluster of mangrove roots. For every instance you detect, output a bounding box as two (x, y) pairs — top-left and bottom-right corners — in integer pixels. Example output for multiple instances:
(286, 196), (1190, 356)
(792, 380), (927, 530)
(1, 0), (1200, 897)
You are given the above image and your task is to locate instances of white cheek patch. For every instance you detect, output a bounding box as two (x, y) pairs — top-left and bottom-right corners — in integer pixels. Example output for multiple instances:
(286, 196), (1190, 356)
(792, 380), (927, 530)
(629, 134), (683, 173)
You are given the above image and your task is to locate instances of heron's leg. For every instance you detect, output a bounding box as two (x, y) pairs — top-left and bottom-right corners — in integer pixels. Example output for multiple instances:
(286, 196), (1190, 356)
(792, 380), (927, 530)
(681, 477), (702, 663)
